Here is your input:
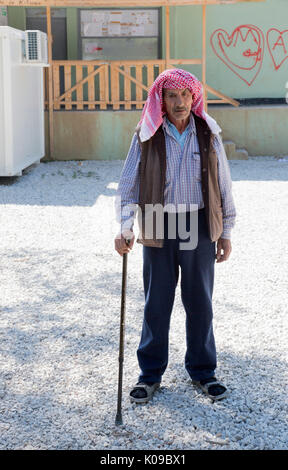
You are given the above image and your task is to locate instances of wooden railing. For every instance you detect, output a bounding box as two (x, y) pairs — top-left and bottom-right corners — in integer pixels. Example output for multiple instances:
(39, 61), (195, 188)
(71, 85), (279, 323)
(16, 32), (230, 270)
(44, 60), (239, 111)
(45, 60), (166, 111)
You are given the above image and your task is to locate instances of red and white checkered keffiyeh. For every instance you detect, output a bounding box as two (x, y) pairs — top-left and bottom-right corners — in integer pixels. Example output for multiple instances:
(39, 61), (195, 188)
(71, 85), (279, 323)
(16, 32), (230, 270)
(138, 68), (221, 142)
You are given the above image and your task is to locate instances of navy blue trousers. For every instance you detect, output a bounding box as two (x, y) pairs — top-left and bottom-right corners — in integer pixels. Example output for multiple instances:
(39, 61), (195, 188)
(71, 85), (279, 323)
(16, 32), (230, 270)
(137, 208), (217, 383)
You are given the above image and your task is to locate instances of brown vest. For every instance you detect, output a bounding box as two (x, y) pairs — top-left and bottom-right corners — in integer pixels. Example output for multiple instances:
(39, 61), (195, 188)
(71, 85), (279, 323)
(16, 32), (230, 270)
(136, 113), (223, 247)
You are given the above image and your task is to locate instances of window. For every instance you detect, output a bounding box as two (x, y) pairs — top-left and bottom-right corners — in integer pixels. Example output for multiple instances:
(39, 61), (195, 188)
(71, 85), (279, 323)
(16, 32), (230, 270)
(25, 7), (67, 60)
(79, 8), (161, 60)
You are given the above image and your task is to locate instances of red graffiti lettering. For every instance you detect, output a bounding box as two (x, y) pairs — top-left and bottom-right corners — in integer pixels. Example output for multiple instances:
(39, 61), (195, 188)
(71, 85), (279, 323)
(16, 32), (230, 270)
(210, 25), (265, 86)
(267, 29), (288, 70)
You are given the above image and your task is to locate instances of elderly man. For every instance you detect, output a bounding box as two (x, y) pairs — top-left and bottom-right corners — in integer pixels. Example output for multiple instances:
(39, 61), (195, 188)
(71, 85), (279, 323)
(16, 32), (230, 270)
(114, 69), (236, 403)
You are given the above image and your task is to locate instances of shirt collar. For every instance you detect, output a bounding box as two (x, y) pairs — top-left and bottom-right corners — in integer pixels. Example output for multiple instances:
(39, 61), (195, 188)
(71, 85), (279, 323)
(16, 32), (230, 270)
(162, 112), (196, 137)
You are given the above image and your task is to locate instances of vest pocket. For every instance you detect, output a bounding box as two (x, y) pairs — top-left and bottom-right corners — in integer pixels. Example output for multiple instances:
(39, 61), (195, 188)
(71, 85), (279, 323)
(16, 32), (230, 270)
(193, 153), (202, 182)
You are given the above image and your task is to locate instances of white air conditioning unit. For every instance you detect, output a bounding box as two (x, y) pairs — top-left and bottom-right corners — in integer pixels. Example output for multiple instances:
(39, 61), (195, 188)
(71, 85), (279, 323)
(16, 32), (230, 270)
(0, 26), (47, 176)
(23, 30), (48, 66)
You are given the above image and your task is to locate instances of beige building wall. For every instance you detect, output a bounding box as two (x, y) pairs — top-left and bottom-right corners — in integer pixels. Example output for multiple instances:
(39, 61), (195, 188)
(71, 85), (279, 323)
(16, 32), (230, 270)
(43, 106), (288, 161)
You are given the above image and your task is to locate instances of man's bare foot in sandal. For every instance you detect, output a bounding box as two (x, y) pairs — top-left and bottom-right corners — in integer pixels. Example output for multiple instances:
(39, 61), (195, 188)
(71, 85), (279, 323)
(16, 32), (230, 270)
(129, 382), (160, 404)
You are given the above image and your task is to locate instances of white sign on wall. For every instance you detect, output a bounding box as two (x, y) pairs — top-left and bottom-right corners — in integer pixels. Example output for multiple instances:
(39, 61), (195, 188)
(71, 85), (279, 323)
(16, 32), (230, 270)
(0, 7), (8, 26)
(80, 9), (158, 38)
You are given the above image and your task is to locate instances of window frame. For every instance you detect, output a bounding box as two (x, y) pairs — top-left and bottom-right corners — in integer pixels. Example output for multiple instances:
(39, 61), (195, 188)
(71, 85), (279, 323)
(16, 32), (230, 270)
(77, 7), (162, 60)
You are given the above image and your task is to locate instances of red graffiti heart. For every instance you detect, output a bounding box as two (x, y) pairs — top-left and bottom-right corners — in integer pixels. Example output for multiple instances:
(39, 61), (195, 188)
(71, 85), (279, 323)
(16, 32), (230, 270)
(267, 29), (288, 71)
(210, 25), (265, 86)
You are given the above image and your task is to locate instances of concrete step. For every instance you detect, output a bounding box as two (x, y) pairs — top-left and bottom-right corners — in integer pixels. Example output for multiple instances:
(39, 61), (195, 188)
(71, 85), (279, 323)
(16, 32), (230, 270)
(223, 140), (248, 160)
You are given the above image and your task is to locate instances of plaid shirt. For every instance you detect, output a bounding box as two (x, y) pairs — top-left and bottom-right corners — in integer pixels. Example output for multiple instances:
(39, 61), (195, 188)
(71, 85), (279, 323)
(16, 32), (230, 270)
(115, 114), (236, 239)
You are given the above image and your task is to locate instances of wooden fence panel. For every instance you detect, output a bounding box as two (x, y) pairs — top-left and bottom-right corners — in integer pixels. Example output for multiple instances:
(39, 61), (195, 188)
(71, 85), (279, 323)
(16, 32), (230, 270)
(124, 65), (132, 110)
(159, 62), (166, 74)
(147, 63), (155, 89)
(99, 66), (107, 110)
(48, 59), (230, 111)
(76, 65), (83, 110)
(53, 65), (60, 110)
(87, 65), (95, 110)
(111, 64), (120, 110)
(104, 64), (110, 104)
(64, 65), (72, 110)
(135, 65), (143, 109)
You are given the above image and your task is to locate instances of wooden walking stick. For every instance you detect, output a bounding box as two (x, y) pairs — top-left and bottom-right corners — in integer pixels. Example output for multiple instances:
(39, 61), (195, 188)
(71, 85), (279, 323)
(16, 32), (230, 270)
(115, 239), (130, 426)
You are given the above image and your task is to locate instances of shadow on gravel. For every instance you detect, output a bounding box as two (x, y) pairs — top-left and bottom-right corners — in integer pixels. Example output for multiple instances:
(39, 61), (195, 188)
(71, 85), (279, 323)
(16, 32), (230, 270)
(0, 248), (140, 365)
(0, 162), (120, 207)
(229, 160), (288, 181)
(0, 390), (102, 449)
(141, 350), (288, 449)
(0, 350), (286, 450)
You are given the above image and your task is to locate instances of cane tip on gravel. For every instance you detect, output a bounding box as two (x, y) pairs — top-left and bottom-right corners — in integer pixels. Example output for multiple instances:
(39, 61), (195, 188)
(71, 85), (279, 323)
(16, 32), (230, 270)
(115, 415), (123, 426)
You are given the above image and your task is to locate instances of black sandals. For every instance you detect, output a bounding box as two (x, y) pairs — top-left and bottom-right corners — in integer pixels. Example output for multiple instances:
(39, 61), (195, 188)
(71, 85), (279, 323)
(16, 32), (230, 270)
(192, 377), (228, 401)
(129, 382), (161, 404)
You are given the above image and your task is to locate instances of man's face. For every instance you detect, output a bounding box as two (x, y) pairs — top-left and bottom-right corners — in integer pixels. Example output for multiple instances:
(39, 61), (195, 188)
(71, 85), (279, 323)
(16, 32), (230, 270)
(163, 88), (193, 122)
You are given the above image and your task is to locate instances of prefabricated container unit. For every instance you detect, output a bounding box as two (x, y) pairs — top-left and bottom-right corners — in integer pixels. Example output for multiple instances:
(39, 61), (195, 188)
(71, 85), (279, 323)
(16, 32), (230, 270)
(0, 26), (48, 177)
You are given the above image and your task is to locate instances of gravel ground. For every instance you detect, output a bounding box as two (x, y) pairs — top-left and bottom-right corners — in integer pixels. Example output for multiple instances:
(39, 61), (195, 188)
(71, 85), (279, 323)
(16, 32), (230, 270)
(0, 157), (287, 450)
